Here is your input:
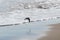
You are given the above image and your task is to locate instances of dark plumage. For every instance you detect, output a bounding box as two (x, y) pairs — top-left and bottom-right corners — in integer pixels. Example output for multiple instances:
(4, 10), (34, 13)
(24, 17), (30, 22)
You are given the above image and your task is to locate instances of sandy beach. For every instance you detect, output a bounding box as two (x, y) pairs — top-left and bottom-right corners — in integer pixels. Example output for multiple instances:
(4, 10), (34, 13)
(38, 23), (60, 40)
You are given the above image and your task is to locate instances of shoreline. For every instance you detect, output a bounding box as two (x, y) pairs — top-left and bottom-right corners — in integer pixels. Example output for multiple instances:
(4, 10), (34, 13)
(38, 23), (60, 40)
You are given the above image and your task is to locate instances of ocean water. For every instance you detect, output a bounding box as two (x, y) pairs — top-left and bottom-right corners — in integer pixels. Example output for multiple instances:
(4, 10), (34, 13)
(0, 0), (60, 40)
(0, 9), (60, 25)
(0, 17), (60, 40)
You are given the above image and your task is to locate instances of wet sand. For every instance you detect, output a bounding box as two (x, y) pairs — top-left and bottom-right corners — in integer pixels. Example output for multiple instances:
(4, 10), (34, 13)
(38, 23), (60, 40)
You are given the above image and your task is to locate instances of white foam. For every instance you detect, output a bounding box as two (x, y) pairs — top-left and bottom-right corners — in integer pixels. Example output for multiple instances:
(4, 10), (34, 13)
(0, 9), (60, 25)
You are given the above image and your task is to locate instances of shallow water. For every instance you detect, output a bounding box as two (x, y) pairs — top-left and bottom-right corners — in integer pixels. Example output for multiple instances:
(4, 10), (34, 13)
(0, 18), (60, 40)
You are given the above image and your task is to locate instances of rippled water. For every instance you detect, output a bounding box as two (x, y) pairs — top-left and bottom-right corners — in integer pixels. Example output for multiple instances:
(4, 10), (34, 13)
(0, 18), (60, 40)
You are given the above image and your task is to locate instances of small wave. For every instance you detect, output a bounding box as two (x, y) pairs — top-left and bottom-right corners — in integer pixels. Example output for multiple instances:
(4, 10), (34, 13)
(0, 16), (60, 27)
(0, 23), (20, 27)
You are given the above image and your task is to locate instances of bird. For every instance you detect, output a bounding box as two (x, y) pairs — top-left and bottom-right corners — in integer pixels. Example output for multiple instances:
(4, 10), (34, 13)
(24, 17), (30, 22)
